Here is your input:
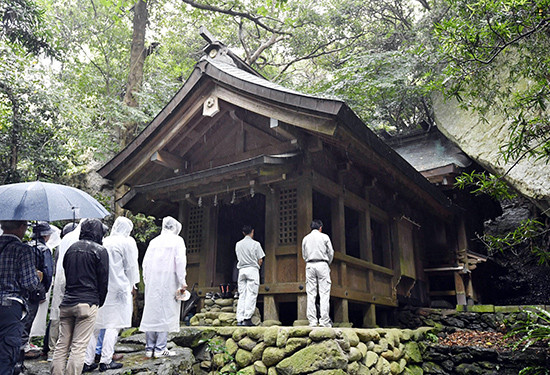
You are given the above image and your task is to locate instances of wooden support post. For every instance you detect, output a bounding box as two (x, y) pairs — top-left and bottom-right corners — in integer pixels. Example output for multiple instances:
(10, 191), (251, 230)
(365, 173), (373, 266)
(363, 304), (376, 328)
(264, 189), (278, 284)
(263, 295), (278, 321)
(297, 294), (307, 321)
(297, 176), (312, 321)
(200, 205), (218, 288)
(454, 271), (467, 306)
(334, 298), (349, 323)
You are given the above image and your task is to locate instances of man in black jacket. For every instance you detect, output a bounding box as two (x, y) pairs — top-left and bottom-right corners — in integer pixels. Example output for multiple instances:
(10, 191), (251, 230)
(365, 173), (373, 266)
(51, 219), (109, 375)
(20, 222), (55, 361)
(0, 220), (41, 375)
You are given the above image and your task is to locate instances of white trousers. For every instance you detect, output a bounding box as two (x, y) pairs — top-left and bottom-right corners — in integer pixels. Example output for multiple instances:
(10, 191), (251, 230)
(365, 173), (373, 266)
(84, 328), (119, 365)
(236, 267), (259, 322)
(305, 262), (332, 327)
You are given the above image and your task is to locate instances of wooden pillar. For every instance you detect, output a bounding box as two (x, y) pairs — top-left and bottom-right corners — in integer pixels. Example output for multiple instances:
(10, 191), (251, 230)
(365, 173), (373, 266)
(264, 189), (279, 321)
(363, 304), (376, 327)
(331, 176), (348, 324)
(114, 184), (129, 217)
(334, 297), (349, 323)
(297, 177), (312, 320)
(263, 295), (278, 321)
(454, 271), (467, 306)
(178, 201), (189, 239)
(200, 205), (218, 288)
(364, 188), (374, 295)
(265, 189), (278, 284)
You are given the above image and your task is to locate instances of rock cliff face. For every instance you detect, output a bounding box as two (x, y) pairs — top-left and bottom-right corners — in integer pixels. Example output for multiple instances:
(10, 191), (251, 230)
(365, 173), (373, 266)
(432, 94), (550, 215)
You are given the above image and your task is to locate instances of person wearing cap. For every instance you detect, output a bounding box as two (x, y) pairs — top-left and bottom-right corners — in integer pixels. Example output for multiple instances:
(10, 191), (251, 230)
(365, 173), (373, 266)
(0, 221), (40, 375)
(235, 225), (265, 326)
(51, 218), (109, 375)
(82, 217), (139, 372)
(139, 216), (187, 358)
(18, 222), (55, 364)
(302, 219), (334, 328)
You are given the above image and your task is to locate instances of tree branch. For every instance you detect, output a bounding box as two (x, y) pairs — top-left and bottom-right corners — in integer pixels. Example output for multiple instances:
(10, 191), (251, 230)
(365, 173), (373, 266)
(180, 0), (291, 36)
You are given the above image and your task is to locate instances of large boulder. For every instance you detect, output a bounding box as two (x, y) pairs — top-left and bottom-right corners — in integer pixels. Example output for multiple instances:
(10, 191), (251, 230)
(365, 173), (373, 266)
(275, 340), (348, 375)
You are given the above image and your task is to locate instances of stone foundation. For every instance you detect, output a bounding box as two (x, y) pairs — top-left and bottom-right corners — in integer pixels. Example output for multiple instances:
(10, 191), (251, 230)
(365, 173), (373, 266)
(189, 296), (262, 326)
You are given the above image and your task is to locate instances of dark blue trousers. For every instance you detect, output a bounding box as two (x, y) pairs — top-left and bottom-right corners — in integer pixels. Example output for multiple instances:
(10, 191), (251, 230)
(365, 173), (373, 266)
(0, 303), (23, 375)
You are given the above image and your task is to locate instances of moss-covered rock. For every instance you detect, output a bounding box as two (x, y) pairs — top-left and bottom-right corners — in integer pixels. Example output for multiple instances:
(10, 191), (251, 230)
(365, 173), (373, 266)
(212, 319), (221, 326)
(277, 328), (290, 347)
(348, 347), (362, 362)
(375, 356), (391, 374)
(216, 298), (234, 307)
(285, 337), (308, 355)
(219, 312), (236, 323)
(381, 347), (402, 361)
(246, 327), (264, 340)
(293, 320), (310, 326)
(422, 361), (443, 373)
(364, 351), (378, 368)
(404, 342), (422, 363)
(373, 338), (389, 354)
(262, 347), (287, 367)
(238, 336), (257, 351)
(220, 362), (238, 374)
(275, 340), (348, 375)
(267, 367), (277, 375)
(356, 342), (368, 358)
(404, 365), (424, 375)
(342, 329), (360, 347)
(390, 361), (401, 375)
(225, 338), (239, 356)
(288, 326), (312, 337)
(232, 328), (247, 341)
(347, 361), (360, 375)
(172, 328), (216, 348)
(212, 353), (230, 368)
(262, 320), (282, 327)
(254, 360), (268, 375)
(251, 342), (267, 362)
(235, 348), (253, 368)
(356, 329), (380, 342)
(309, 328), (336, 341)
(238, 364), (256, 375)
(264, 326), (279, 346)
(309, 370), (347, 375)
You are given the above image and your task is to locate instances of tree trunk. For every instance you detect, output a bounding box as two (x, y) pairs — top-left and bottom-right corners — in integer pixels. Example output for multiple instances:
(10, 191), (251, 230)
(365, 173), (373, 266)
(0, 82), (21, 183)
(122, 0), (148, 145)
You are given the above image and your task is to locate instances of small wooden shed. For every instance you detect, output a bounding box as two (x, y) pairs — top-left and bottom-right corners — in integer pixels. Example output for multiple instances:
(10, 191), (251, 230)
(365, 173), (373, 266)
(99, 41), (478, 326)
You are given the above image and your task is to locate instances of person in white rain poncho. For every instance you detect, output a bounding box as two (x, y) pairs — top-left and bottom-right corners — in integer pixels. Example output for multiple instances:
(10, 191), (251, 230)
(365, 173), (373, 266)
(82, 217), (140, 372)
(139, 216), (187, 358)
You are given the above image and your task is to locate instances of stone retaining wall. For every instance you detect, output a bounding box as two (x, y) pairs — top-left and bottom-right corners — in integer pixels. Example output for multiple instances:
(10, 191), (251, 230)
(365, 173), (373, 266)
(189, 297), (262, 327)
(396, 305), (547, 332)
(173, 324), (548, 375)
(180, 326), (431, 375)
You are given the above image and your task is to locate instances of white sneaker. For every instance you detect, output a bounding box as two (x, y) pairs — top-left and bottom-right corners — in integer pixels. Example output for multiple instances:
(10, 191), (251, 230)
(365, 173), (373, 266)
(145, 350), (153, 358)
(154, 349), (176, 358)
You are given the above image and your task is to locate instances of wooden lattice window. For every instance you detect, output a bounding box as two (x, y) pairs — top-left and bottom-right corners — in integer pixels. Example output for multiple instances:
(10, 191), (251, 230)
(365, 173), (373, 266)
(187, 206), (204, 254)
(279, 188), (298, 245)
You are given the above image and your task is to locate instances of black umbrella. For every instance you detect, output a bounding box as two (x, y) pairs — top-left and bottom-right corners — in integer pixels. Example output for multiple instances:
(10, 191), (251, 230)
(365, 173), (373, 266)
(0, 181), (110, 221)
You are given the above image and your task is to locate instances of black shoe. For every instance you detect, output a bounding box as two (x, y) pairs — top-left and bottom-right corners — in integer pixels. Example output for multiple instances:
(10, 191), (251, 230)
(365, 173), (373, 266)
(99, 361), (123, 372)
(94, 353), (101, 363)
(242, 318), (254, 326)
(83, 363), (98, 372)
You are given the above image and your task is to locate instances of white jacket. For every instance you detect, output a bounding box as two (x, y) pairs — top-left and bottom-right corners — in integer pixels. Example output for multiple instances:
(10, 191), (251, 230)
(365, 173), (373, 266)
(95, 217), (140, 329)
(139, 216), (187, 332)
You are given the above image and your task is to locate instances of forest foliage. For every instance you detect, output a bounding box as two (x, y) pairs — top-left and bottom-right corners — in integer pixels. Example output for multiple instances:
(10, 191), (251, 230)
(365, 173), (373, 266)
(0, 0), (548, 191)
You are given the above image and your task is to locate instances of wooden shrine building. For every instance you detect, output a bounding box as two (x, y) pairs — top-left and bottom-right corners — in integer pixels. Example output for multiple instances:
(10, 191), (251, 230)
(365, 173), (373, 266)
(99, 37), (484, 327)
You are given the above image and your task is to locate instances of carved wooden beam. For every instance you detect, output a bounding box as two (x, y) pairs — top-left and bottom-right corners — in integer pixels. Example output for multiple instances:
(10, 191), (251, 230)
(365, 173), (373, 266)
(150, 150), (186, 173)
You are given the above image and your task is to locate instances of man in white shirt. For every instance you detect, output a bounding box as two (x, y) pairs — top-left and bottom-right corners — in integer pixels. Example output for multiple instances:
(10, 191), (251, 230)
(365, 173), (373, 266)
(302, 219), (334, 327)
(235, 225), (265, 326)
